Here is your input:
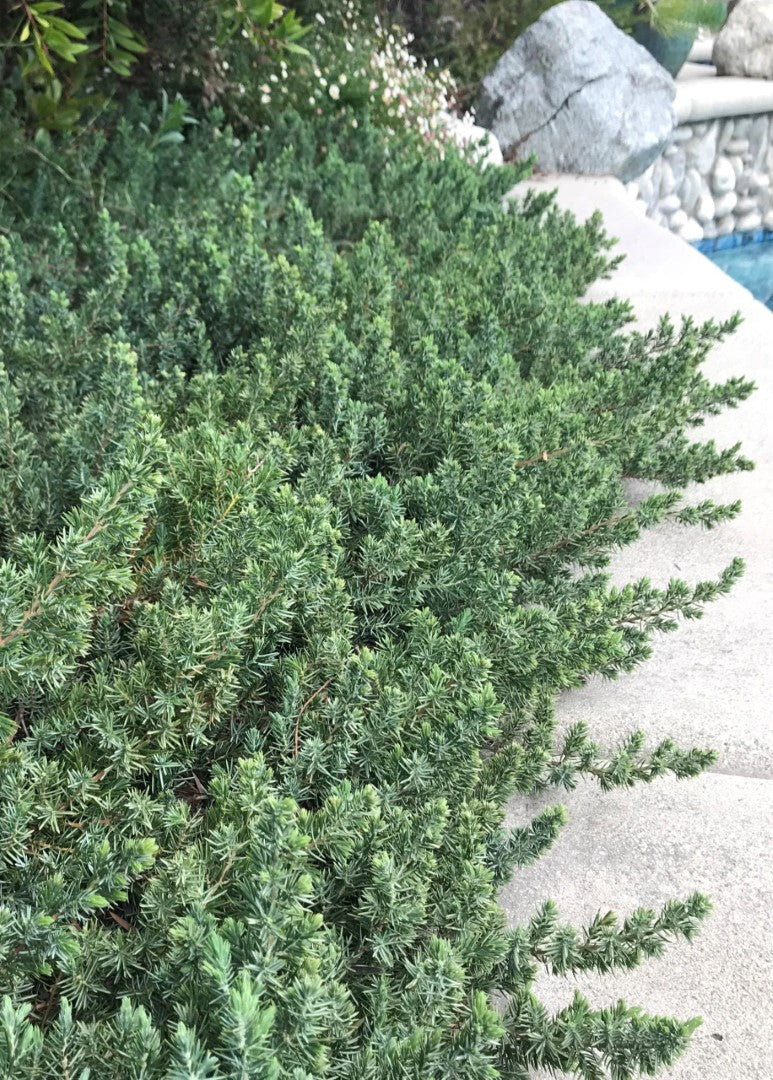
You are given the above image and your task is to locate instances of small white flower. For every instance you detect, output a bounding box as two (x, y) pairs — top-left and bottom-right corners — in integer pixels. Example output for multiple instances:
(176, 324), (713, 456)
(261, 93), (271, 104)
(315, 12), (325, 23)
(339, 74), (347, 85)
(329, 84), (340, 100)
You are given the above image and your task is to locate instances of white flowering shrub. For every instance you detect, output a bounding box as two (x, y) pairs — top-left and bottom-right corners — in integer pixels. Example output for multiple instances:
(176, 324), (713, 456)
(253, 1), (466, 151)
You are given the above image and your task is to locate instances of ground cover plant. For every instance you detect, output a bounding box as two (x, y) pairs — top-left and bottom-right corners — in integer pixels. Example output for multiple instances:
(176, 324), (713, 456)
(0, 102), (753, 1078)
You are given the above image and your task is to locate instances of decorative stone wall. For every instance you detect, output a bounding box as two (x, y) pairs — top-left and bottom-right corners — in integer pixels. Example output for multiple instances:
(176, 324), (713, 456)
(626, 113), (773, 243)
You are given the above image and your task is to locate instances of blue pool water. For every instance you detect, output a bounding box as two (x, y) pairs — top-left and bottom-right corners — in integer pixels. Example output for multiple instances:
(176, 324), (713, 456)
(699, 236), (773, 310)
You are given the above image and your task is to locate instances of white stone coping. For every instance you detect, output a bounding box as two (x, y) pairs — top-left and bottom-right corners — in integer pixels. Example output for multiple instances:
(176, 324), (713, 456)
(679, 61), (717, 81)
(675, 76), (773, 124)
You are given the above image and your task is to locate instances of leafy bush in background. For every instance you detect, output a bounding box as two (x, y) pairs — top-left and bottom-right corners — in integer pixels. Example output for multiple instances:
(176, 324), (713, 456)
(0, 0), (309, 129)
(1, 0), (462, 152)
(1, 0), (728, 131)
(0, 103), (752, 1076)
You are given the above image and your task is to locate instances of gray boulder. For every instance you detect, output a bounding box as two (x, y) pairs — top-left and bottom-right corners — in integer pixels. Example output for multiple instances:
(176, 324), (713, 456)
(713, 0), (773, 78)
(476, 0), (676, 182)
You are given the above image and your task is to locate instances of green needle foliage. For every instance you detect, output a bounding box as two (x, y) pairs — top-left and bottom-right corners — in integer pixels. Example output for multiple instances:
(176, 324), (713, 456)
(0, 103), (753, 1078)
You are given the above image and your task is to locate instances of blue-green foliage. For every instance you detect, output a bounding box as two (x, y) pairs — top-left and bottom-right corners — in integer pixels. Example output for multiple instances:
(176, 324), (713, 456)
(0, 106), (752, 1077)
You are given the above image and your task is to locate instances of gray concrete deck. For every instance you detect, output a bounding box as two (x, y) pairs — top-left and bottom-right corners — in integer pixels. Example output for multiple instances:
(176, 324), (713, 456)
(503, 176), (773, 1079)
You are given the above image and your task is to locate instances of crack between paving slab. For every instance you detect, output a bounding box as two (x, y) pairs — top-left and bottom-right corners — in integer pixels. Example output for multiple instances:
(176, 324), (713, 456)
(504, 73), (608, 161)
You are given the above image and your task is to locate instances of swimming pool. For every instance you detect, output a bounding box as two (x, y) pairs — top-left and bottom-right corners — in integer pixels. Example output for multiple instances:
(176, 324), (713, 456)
(698, 236), (773, 310)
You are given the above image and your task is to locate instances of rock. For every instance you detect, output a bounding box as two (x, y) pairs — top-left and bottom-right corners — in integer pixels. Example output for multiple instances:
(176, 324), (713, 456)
(669, 148), (686, 189)
(737, 210), (763, 232)
(669, 209), (689, 230)
(718, 121), (734, 154)
(714, 190), (739, 217)
(749, 170), (771, 193)
(441, 113), (504, 166)
(659, 193), (682, 213)
(696, 192), (716, 223)
(702, 221), (718, 239)
(764, 209), (773, 230)
(736, 195), (760, 214)
(672, 125), (693, 143)
(677, 218), (704, 242)
(689, 124), (718, 173)
(711, 157), (737, 194)
(476, 0), (676, 181)
(678, 168), (703, 214)
(637, 171), (654, 204)
(750, 115), (770, 168)
(726, 137), (750, 155)
(714, 0), (773, 78)
(729, 154), (745, 178)
(716, 215), (736, 236)
(659, 162), (676, 196)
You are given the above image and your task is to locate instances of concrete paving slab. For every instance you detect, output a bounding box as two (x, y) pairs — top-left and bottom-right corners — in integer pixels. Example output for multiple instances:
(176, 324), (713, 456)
(505, 176), (773, 1077)
(510, 176), (773, 775)
(501, 775), (773, 1079)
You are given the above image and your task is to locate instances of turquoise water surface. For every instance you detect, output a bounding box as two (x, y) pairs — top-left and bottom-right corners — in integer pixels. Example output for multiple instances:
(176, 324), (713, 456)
(706, 239), (773, 310)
